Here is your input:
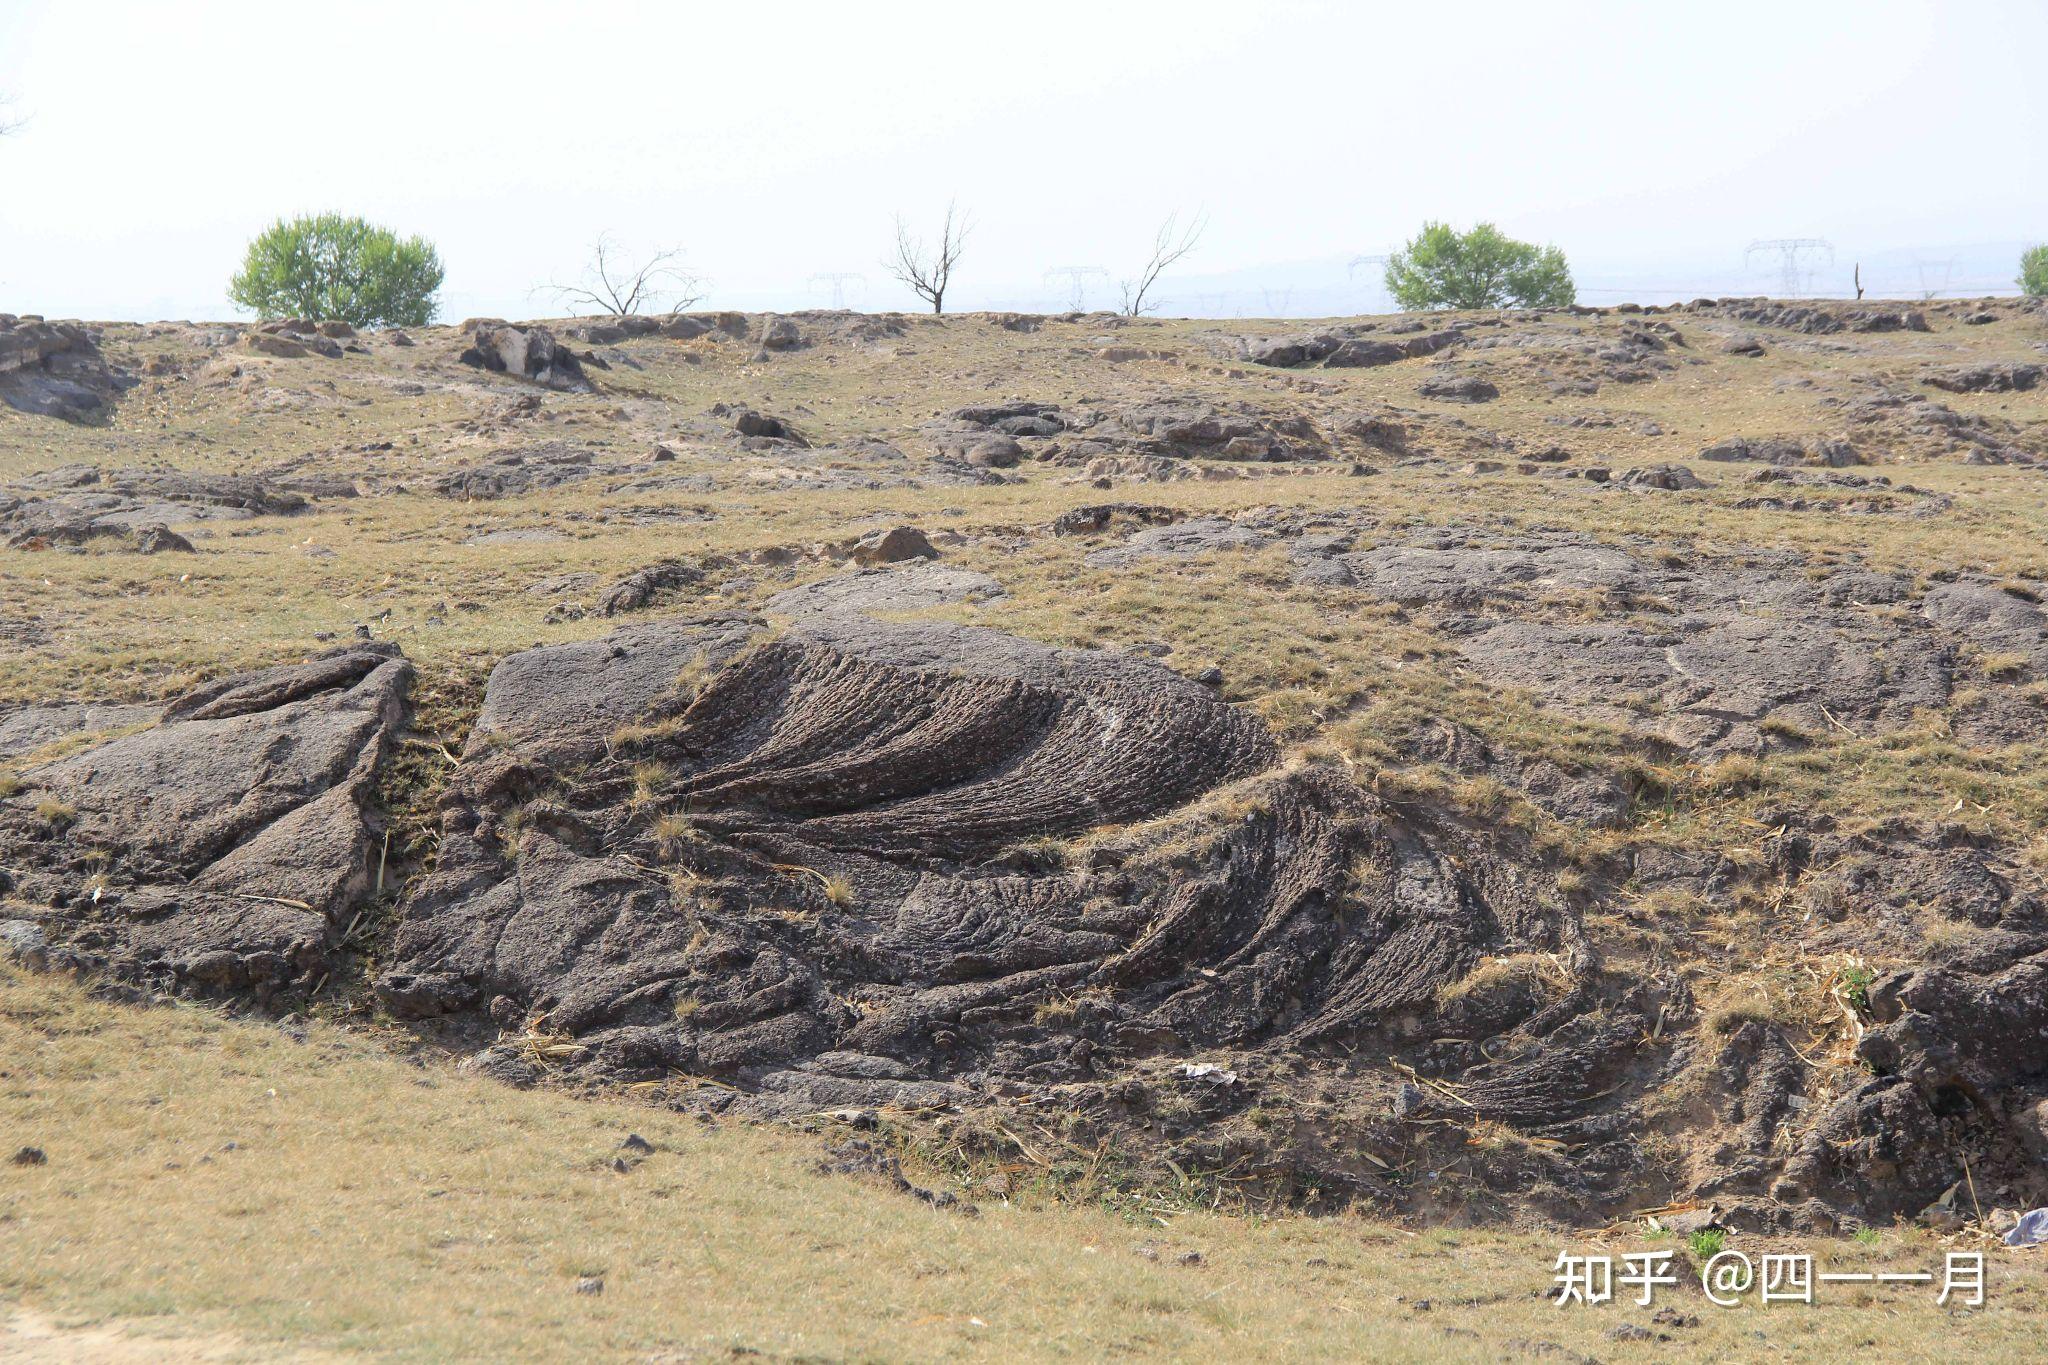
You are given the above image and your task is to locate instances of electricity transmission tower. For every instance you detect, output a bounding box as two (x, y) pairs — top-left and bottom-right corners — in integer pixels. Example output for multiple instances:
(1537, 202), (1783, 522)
(1745, 239), (1834, 298)
(1349, 253), (1392, 310)
(1044, 265), (1107, 312)
(1262, 287), (1294, 316)
(1914, 257), (1956, 300)
(809, 272), (865, 308)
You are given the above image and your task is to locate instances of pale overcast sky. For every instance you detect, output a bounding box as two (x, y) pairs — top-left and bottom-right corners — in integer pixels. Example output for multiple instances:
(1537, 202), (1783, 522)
(1, 0), (2042, 320)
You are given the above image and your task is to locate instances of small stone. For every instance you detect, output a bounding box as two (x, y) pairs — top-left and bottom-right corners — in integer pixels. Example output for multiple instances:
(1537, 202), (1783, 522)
(620, 1134), (655, 1154)
(574, 1275), (605, 1295)
(11, 1146), (47, 1166)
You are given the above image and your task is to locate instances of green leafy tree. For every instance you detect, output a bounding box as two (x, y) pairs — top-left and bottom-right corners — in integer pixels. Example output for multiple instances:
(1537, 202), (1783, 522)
(229, 213), (444, 327)
(2021, 245), (2048, 298)
(1384, 221), (1576, 311)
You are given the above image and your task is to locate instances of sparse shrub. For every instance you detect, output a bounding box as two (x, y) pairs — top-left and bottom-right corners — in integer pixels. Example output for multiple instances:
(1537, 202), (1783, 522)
(2020, 244), (2048, 298)
(1686, 1228), (1726, 1259)
(630, 761), (669, 807)
(652, 812), (698, 848)
(1033, 994), (1081, 1026)
(1384, 222), (1576, 311)
(34, 796), (75, 829)
(1976, 650), (2030, 681)
(229, 213), (443, 327)
(1838, 962), (1876, 1016)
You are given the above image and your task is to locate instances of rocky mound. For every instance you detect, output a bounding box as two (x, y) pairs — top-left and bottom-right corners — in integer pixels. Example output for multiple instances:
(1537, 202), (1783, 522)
(369, 615), (1650, 1206)
(1689, 299), (1931, 335)
(460, 323), (599, 392)
(0, 465), (311, 548)
(1838, 388), (2044, 466)
(1923, 363), (2044, 395)
(430, 442), (633, 499)
(0, 316), (134, 422)
(1248, 321), (1465, 370)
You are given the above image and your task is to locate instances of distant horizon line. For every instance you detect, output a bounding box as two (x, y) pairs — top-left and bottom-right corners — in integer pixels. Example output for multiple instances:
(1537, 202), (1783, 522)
(10, 291), (2036, 330)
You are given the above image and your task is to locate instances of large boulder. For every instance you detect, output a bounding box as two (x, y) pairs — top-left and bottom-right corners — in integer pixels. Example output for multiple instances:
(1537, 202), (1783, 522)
(849, 525), (937, 565)
(0, 316), (134, 422)
(1250, 326), (1463, 370)
(0, 645), (411, 1000)
(459, 323), (595, 392)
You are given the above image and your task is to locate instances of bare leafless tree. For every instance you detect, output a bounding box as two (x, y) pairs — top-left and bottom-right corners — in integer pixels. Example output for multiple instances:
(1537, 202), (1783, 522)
(1119, 212), (1206, 317)
(541, 235), (703, 316)
(887, 203), (970, 314)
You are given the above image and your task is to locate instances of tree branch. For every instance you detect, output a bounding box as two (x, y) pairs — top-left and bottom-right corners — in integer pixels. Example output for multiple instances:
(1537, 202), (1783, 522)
(540, 235), (704, 316)
(1119, 212), (1205, 317)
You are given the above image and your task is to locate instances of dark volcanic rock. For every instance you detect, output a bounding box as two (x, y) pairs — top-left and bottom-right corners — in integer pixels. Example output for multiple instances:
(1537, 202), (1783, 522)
(1076, 397), (1324, 462)
(1417, 374), (1499, 403)
(715, 404), (808, 446)
(1084, 518), (1268, 567)
(1694, 300), (1929, 335)
(766, 563), (1005, 621)
(1699, 435), (1862, 467)
(430, 443), (624, 499)
(0, 466), (310, 548)
(1921, 579), (2048, 671)
(1250, 325), (1463, 370)
(1614, 463), (1708, 491)
(0, 701), (158, 762)
(596, 562), (706, 616)
(1290, 533), (1960, 753)
(460, 323), (595, 392)
(0, 646), (410, 999)
(244, 325), (343, 360)
(375, 615), (1608, 1177)
(849, 526), (937, 565)
(1923, 363), (2043, 395)
(0, 317), (135, 422)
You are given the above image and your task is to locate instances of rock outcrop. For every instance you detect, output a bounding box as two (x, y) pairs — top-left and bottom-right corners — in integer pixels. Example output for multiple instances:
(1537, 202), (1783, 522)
(0, 645), (411, 1000)
(460, 323), (596, 392)
(0, 316), (133, 421)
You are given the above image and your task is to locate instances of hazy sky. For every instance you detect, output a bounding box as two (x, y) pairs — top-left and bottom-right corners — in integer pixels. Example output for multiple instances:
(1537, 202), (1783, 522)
(2, 0), (2042, 320)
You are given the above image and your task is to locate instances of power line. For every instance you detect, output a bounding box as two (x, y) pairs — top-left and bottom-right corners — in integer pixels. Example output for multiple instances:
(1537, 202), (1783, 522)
(1913, 257), (1956, 300)
(1043, 265), (1108, 312)
(1744, 238), (1834, 298)
(808, 272), (865, 308)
